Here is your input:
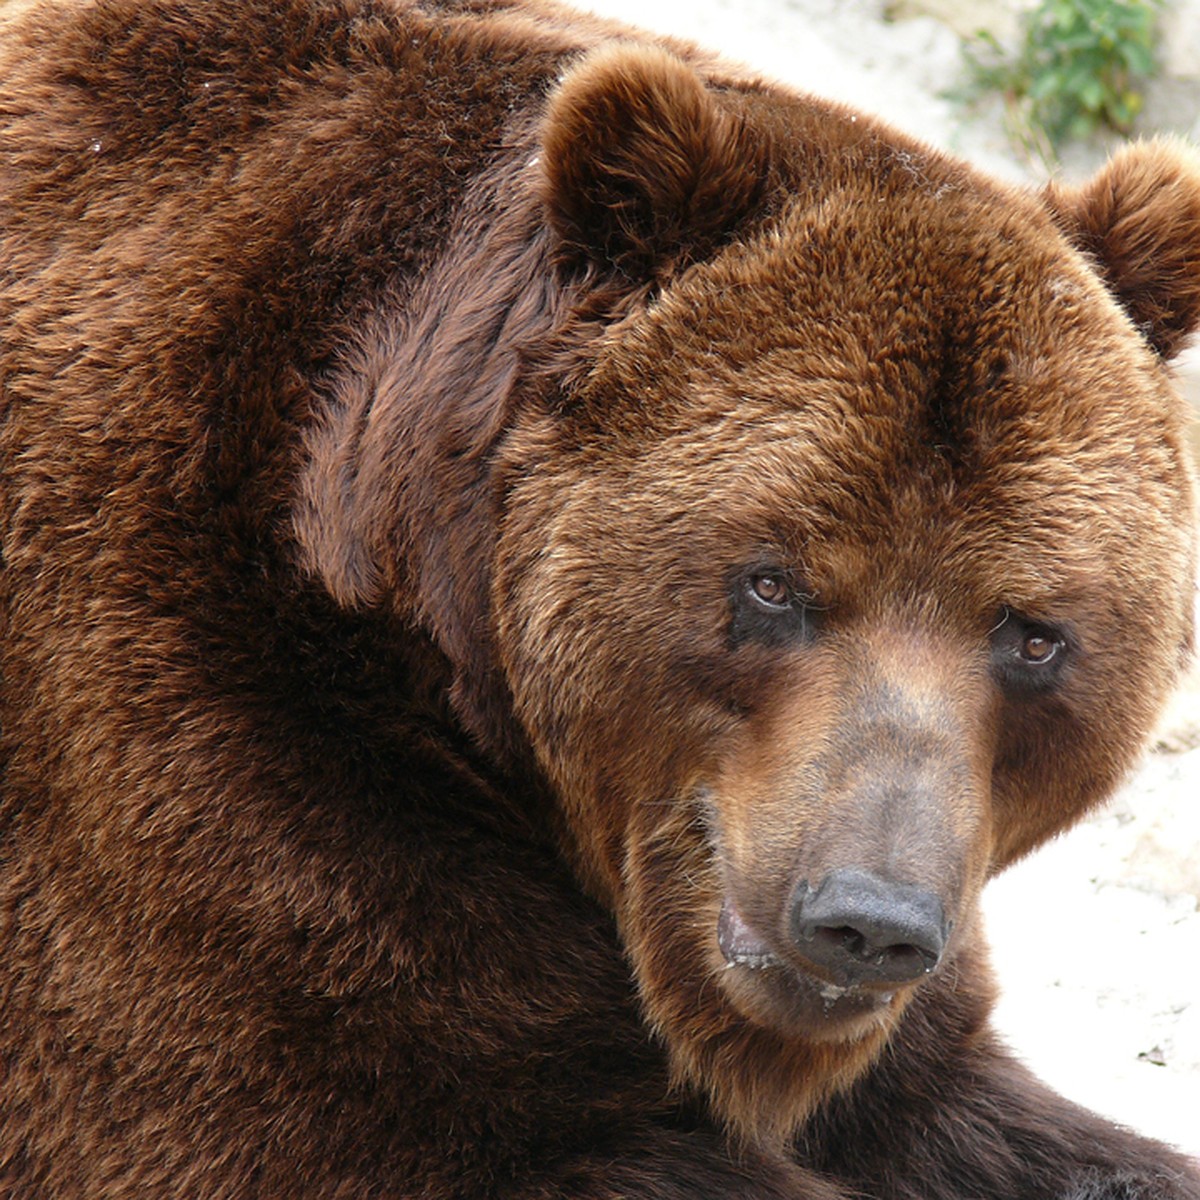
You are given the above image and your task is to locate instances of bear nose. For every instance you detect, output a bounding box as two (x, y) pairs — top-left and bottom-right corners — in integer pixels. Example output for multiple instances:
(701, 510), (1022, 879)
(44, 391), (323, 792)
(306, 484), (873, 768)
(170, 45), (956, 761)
(789, 868), (948, 987)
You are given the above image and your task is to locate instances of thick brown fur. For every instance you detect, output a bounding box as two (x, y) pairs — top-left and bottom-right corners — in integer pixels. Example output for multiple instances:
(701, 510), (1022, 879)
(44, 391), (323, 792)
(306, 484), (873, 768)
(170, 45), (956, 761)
(2, 1), (1199, 1197)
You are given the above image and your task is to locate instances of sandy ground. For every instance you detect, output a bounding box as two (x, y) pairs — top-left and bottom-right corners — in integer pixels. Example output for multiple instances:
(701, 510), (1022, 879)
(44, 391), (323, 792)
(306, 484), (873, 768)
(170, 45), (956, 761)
(575, 0), (1200, 1156)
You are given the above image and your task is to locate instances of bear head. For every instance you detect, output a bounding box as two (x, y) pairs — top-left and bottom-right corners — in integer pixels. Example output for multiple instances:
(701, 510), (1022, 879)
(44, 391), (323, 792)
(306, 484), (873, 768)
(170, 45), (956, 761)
(298, 45), (1200, 1146)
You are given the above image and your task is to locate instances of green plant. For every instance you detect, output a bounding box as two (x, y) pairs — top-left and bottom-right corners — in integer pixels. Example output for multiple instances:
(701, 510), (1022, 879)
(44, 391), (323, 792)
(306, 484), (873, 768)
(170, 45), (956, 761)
(959, 0), (1163, 157)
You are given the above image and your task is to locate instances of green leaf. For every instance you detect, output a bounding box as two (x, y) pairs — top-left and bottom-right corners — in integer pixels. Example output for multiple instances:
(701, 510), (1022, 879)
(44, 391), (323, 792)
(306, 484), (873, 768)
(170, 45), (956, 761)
(1078, 77), (1106, 110)
(1120, 42), (1155, 74)
(1028, 70), (1065, 99)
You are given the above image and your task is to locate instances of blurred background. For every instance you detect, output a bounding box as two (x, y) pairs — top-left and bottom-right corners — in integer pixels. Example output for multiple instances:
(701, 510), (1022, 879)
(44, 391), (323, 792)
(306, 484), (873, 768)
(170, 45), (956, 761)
(576, 0), (1200, 1155)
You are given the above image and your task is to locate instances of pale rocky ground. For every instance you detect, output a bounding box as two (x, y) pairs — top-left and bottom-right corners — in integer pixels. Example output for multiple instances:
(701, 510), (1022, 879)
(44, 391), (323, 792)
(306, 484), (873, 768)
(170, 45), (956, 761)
(576, 0), (1200, 1156)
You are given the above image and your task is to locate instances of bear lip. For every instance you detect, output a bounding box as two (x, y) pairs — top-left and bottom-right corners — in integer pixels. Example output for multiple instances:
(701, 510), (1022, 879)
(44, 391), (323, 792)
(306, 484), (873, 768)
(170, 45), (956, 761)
(717, 895), (784, 971)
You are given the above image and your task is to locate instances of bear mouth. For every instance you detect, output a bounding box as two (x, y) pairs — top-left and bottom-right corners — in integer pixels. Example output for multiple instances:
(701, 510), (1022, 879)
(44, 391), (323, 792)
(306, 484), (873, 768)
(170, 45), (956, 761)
(716, 894), (900, 1039)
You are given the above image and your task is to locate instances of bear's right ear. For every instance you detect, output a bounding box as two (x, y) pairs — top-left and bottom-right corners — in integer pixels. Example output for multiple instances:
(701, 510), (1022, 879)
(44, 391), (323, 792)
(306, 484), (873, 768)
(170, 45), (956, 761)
(540, 45), (768, 278)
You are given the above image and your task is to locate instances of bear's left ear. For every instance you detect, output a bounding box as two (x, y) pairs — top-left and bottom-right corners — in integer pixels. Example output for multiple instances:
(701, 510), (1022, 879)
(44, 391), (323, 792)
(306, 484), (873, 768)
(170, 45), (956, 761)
(540, 44), (769, 279)
(1044, 139), (1200, 359)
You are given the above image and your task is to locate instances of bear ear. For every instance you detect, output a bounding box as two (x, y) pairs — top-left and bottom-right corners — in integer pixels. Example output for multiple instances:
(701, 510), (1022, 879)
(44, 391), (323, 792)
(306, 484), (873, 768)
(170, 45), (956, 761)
(1044, 139), (1200, 359)
(539, 44), (768, 278)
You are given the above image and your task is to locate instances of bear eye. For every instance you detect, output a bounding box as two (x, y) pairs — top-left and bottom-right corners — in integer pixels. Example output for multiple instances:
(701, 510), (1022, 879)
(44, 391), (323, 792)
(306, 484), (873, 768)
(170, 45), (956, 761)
(748, 572), (790, 609)
(1019, 631), (1060, 665)
(730, 567), (819, 648)
(990, 609), (1069, 693)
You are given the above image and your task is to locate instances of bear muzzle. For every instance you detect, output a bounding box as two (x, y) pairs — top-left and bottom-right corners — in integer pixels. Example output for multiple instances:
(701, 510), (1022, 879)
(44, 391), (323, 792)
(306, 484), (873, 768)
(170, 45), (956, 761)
(716, 887), (909, 1037)
(717, 870), (948, 988)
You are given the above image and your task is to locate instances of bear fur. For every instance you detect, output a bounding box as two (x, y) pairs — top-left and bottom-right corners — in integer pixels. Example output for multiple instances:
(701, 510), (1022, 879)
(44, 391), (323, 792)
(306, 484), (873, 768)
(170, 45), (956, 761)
(2, 0), (1199, 1196)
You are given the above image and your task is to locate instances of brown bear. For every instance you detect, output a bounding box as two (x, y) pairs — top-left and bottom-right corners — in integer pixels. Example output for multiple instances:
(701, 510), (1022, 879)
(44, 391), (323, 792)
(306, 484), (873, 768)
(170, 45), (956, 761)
(1, 0), (1198, 1196)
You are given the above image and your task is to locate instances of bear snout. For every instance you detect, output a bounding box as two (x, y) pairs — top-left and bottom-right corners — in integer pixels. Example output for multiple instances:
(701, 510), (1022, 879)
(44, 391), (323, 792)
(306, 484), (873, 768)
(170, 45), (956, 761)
(789, 868), (949, 987)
